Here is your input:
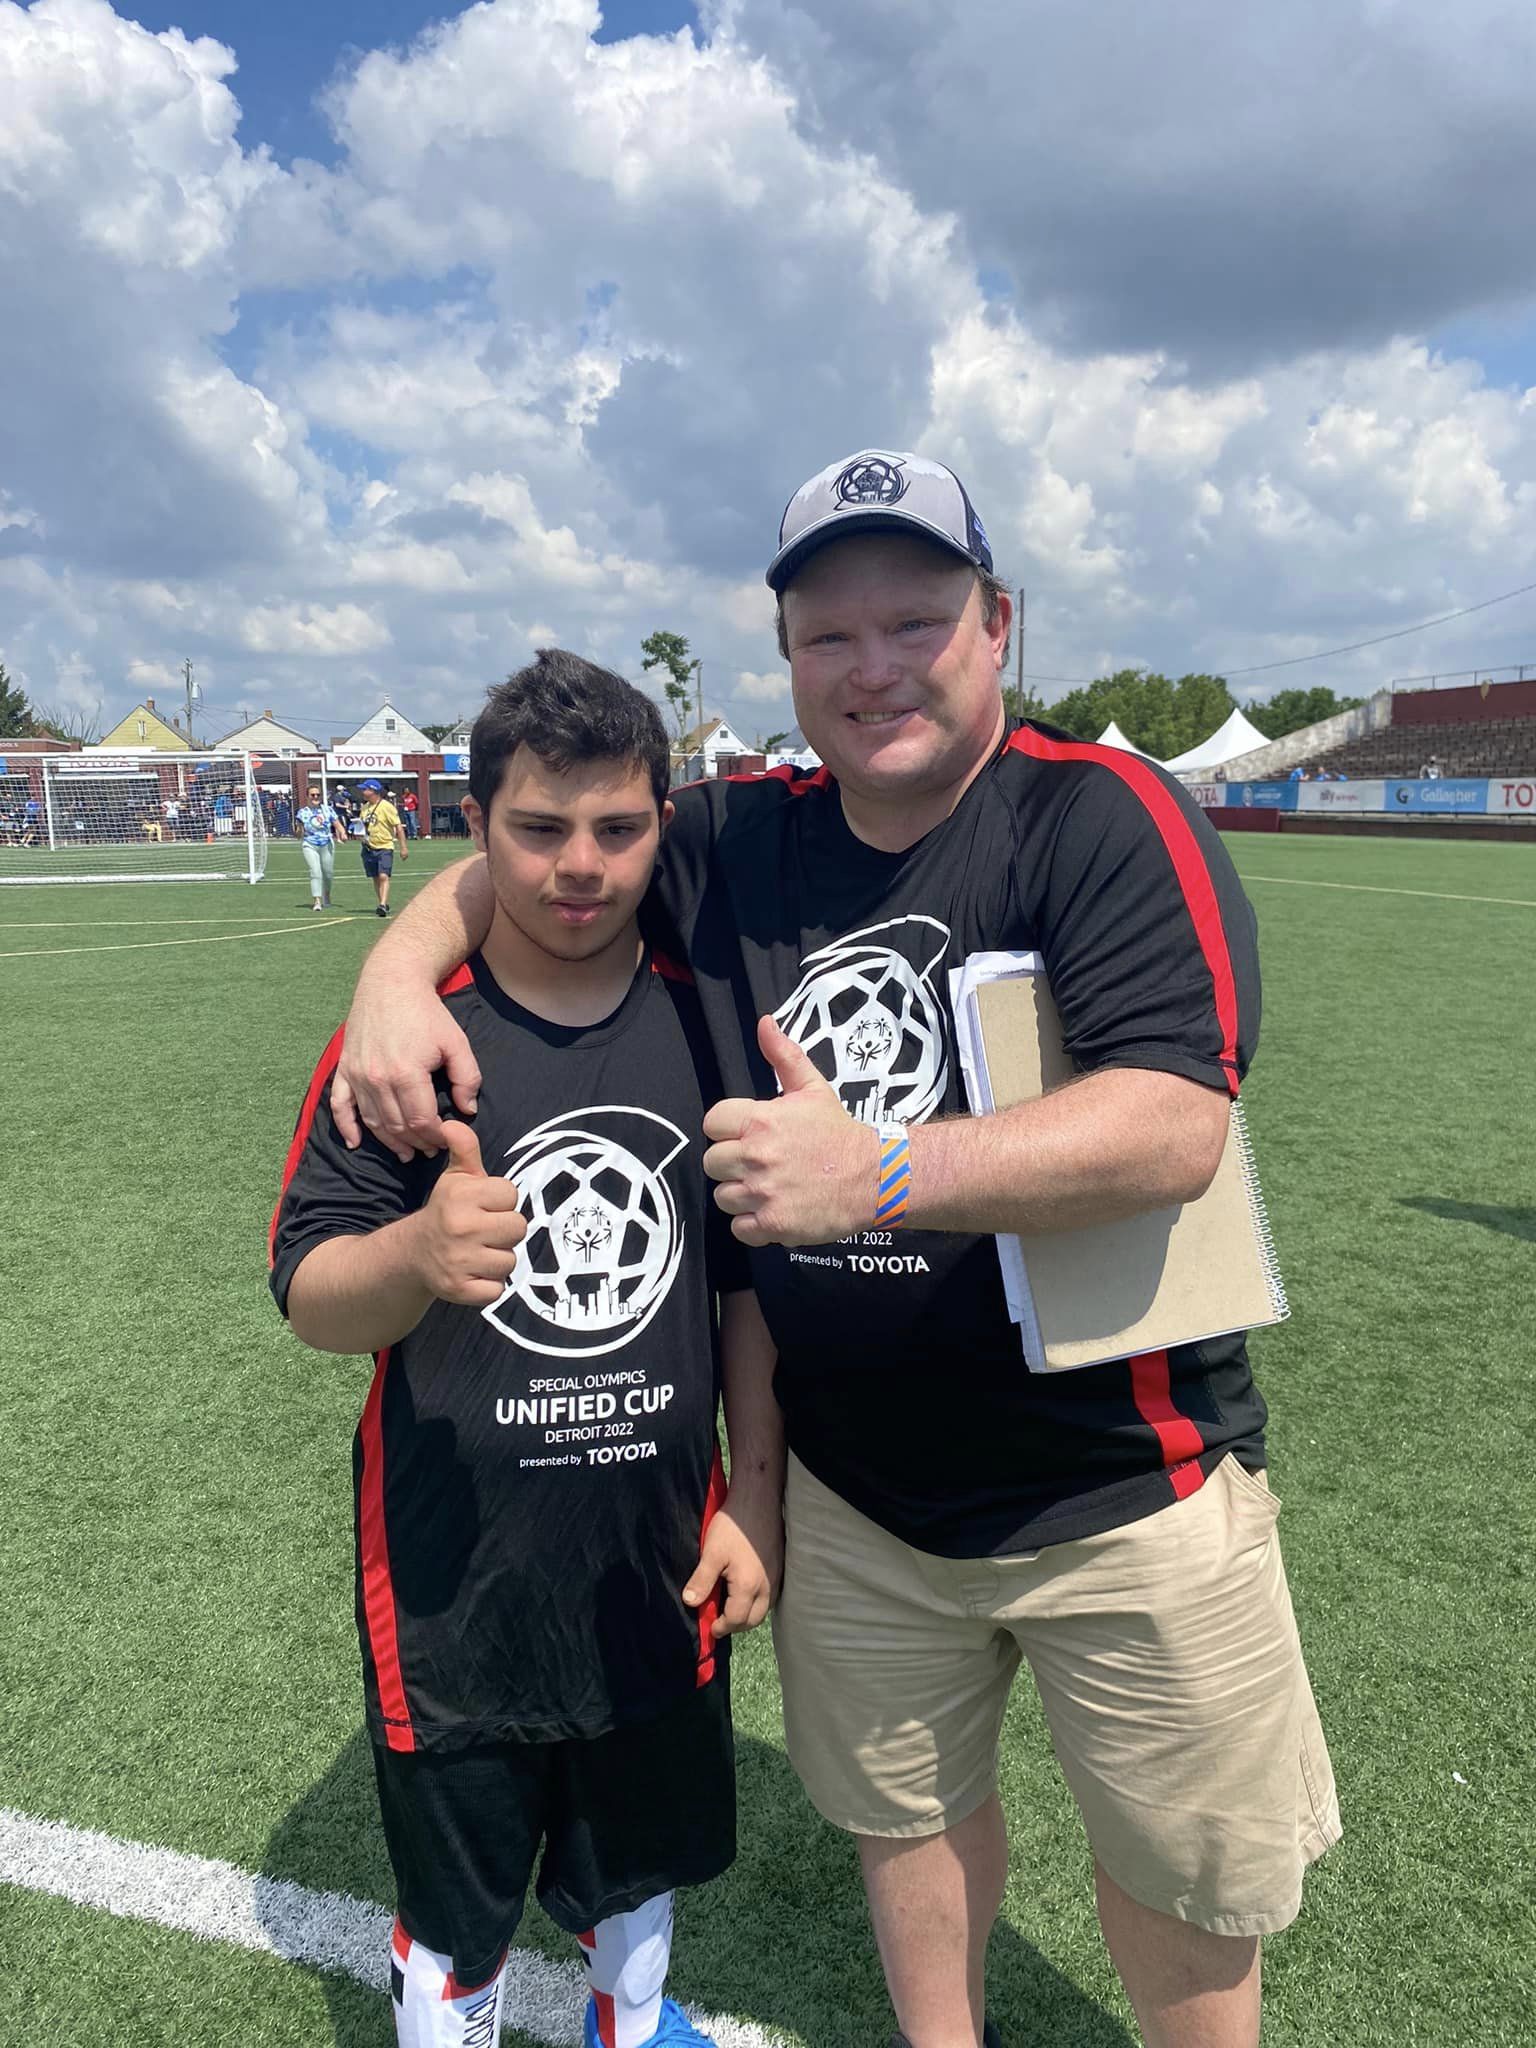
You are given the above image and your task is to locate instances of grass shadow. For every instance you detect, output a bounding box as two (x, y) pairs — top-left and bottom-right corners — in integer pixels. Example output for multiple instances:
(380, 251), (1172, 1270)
(1398, 1196), (1536, 1242)
(262, 1727), (1134, 2048)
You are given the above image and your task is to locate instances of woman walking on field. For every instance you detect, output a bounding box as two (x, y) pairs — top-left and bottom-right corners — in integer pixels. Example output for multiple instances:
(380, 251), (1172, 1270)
(296, 784), (347, 911)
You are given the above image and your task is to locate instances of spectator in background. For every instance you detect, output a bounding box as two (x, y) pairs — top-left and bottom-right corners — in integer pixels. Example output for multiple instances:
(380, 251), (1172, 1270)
(275, 794), (293, 838)
(358, 777), (408, 917)
(296, 782), (347, 912)
(1419, 756), (1443, 780)
(401, 787), (420, 839)
(1287, 763), (1305, 781)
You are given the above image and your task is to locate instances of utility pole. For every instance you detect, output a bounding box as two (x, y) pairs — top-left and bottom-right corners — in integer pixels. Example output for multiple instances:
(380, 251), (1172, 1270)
(1016, 587), (1026, 697)
(182, 657), (199, 745)
(693, 659), (704, 736)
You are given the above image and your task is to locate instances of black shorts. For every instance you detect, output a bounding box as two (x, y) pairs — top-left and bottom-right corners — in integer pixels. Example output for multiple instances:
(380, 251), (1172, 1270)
(372, 1676), (735, 1984)
(361, 846), (393, 876)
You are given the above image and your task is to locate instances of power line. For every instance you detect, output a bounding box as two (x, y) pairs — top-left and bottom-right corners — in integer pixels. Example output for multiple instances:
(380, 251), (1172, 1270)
(1021, 573), (1536, 689)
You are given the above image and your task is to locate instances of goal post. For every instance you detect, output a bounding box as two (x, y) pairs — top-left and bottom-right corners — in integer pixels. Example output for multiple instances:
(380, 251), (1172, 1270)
(0, 751), (269, 885)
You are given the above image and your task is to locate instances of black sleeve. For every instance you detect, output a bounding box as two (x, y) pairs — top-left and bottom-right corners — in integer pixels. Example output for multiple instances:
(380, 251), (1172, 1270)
(706, 1189), (752, 1297)
(649, 781), (720, 956)
(1024, 765), (1260, 1094)
(269, 1054), (436, 1317)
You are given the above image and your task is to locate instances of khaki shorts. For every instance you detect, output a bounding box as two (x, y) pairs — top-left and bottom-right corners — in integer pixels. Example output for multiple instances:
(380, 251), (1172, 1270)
(773, 1452), (1340, 1938)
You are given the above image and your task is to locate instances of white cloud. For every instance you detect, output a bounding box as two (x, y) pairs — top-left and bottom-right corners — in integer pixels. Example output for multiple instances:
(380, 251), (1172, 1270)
(736, 669), (791, 702)
(3, 0), (1536, 750)
(239, 603), (390, 655)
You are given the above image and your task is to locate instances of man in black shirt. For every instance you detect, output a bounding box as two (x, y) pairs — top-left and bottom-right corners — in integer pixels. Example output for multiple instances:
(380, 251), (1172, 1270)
(327, 457), (1338, 2048)
(271, 654), (782, 2048)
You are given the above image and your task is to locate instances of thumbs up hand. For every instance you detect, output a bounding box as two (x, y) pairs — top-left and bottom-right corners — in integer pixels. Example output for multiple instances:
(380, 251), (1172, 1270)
(411, 1118), (528, 1306)
(701, 1014), (881, 1248)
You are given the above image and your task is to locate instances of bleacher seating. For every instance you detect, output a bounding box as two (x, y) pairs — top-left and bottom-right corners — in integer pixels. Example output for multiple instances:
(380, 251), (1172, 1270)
(1308, 716), (1536, 780)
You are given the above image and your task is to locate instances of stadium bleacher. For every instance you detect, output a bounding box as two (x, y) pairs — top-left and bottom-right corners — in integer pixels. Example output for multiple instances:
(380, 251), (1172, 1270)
(1314, 714), (1536, 780)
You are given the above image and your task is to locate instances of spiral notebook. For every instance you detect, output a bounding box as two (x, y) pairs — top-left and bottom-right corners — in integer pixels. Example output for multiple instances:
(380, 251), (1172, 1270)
(949, 952), (1289, 1373)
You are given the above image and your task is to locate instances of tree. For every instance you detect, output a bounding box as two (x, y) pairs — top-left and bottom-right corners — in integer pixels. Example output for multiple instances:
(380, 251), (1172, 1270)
(0, 662), (37, 739)
(1001, 681), (1048, 724)
(755, 729), (791, 754)
(31, 700), (103, 743)
(1246, 685), (1363, 741)
(1044, 669), (1237, 760)
(419, 720), (461, 747)
(640, 630), (696, 741)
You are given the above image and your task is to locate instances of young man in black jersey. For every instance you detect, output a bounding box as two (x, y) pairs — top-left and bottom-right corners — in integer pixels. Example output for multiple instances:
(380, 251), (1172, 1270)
(325, 457), (1339, 2048)
(270, 652), (783, 2048)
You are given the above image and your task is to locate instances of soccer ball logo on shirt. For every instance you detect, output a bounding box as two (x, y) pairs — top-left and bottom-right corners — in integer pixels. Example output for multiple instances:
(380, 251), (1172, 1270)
(482, 1107), (687, 1358)
(772, 915), (950, 1127)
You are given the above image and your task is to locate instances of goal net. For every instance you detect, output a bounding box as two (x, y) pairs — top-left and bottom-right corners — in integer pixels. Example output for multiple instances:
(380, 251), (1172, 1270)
(0, 751), (268, 885)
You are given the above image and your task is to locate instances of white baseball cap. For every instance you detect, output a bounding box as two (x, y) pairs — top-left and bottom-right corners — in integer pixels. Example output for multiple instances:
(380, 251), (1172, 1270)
(766, 448), (993, 593)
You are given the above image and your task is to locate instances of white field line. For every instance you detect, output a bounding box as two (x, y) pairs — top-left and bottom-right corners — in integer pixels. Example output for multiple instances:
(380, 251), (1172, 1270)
(0, 919), (366, 960)
(1236, 873), (1536, 909)
(0, 914), (376, 928)
(0, 1808), (784, 2048)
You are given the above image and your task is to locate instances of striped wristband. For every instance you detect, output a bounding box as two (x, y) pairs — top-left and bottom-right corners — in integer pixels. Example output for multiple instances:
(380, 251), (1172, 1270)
(874, 1121), (913, 1228)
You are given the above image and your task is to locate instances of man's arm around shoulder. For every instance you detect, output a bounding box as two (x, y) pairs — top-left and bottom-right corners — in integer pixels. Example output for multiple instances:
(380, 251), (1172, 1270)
(332, 855), (497, 1155)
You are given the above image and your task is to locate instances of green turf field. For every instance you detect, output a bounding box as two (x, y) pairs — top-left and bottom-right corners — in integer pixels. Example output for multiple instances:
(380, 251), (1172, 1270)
(3, 831), (1533, 2046)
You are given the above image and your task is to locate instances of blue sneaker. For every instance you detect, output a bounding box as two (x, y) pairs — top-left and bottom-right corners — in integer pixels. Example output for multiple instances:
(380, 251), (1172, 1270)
(584, 1996), (718, 2048)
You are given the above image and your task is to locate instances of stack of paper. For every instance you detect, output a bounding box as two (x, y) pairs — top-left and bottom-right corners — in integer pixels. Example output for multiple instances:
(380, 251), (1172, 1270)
(948, 952), (1288, 1373)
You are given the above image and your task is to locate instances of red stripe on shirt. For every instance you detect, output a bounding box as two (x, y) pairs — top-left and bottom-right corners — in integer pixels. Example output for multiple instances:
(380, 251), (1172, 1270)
(268, 1023), (345, 1264)
(359, 1346), (416, 1752)
(1003, 728), (1242, 1094)
(694, 1447), (729, 1687)
(592, 1990), (618, 2046)
(437, 964), (475, 997)
(391, 1920), (412, 1965)
(716, 762), (834, 793)
(1129, 1349), (1207, 1499)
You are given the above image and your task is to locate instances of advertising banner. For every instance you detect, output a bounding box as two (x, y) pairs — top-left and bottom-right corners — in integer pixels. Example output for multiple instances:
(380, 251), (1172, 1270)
(1225, 781), (1298, 809)
(325, 748), (403, 775)
(1487, 778), (1536, 815)
(441, 750), (470, 775)
(1296, 780), (1387, 813)
(1384, 779), (1486, 813)
(1190, 783), (1225, 808)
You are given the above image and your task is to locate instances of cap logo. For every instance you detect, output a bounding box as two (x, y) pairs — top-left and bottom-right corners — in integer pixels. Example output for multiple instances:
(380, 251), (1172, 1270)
(834, 456), (907, 507)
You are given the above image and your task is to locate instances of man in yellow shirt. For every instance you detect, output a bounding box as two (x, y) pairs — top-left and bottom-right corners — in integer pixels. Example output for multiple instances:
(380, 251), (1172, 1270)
(359, 778), (409, 917)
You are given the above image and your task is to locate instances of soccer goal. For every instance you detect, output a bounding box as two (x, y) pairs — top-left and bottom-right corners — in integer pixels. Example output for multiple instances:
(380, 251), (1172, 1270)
(0, 751), (268, 885)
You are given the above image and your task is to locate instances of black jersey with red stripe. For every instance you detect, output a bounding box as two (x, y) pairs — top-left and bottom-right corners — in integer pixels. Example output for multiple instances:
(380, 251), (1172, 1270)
(269, 952), (740, 1754)
(649, 721), (1266, 1557)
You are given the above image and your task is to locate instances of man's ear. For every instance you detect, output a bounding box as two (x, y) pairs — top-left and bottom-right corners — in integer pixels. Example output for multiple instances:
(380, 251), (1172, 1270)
(659, 798), (676, 837)
(989, 587), (1014, 672)
(461, 794), (487, 851)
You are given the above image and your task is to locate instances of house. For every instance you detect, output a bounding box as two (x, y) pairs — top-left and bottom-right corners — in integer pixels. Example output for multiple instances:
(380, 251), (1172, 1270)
(336, 696), (436, 756)
(213, 710), (320, 755)
(671, 716), (754, 780)
(442, 717), (475, 749)
(95, 700), (191, 752)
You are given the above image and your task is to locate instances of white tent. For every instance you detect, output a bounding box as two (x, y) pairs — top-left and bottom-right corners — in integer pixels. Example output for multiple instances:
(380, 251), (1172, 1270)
(1095, 719), (1155, 756)
(1160, 706), (1270, 775)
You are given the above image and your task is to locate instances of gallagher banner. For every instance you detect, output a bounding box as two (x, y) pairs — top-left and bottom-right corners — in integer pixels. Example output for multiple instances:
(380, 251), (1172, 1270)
(1384, 779), (1486, 812)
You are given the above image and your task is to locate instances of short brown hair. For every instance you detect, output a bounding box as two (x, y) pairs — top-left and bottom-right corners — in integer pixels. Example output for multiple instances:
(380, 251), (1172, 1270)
(776, 561), (1010, 664)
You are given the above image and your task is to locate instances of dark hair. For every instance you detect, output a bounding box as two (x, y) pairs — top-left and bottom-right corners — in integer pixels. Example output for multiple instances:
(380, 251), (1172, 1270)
(774, 558), (1011, 664)
(468, 648), (671, 813)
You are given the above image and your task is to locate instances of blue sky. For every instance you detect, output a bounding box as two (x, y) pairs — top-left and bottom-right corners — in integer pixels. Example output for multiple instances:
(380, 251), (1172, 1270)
(128, 0), (698, 161)
(5, 0), (1536, 738)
